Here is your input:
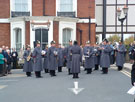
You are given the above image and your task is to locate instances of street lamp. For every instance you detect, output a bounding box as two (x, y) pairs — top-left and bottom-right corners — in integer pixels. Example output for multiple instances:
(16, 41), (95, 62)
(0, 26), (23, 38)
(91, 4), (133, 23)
(117, 5), (128, 42)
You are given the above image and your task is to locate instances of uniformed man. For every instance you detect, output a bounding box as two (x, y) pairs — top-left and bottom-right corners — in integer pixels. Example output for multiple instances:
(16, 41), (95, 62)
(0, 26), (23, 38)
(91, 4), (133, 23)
(43, 45), (49, 73)
(48, 41), (58, 77)
(93, 43), (100, 70)
(33, 41), (43, 78)
(83, 41), (95, 74)
(116, 41), (126, 71)
(57, 44), (64, 72)
(23, 45), (33, 77)
(70, 41), (82, 78)
(99, 39), (111, 74)
(65, 40), (73, 75)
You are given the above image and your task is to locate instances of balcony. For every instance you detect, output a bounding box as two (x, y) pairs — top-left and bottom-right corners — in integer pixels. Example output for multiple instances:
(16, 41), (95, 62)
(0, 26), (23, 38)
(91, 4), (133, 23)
(57, 12), (76, 18)
(11, 11), (30, 17)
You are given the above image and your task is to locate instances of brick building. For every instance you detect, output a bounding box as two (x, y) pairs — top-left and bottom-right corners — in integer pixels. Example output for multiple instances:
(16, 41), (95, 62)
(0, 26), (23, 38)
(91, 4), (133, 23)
(0, 0), (96, 50)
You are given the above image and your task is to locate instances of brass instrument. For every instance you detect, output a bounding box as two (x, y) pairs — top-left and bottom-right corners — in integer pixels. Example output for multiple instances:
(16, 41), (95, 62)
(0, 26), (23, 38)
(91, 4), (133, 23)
(27, 51), (32, 61)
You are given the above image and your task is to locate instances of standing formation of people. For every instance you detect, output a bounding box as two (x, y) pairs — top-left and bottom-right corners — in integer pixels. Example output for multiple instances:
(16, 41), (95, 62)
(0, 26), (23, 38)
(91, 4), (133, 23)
(0, 38), (131, 79)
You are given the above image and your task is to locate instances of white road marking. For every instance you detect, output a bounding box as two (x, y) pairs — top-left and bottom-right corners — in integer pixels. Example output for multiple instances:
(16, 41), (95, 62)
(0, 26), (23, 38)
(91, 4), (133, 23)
(3, 74), (26, 78)
(69, 82), (84, 95)
(0, 85), (8, 90)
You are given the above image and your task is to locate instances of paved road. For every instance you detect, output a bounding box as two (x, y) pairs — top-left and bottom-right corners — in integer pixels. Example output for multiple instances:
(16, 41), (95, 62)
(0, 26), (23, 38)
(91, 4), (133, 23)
(0, 65), (134, 102)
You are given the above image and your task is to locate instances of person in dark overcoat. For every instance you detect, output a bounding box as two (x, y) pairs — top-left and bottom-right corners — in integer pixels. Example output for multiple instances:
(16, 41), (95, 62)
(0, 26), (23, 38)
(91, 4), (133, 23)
(83, 41), (95, 74)
(43, 45), (49, 73)
(48, 41), (58, 77)
(6, 50), (12, 74)
(32, 41), (43, 78)
(57, 44), (64, 72)
(65, 40), (73, 75)
(99, 39), (111, 74)
(116, 41), (126, 71)
(11, 48), (18, 69)
(70, 41), (82, 78)
(23, 45), (33, 77)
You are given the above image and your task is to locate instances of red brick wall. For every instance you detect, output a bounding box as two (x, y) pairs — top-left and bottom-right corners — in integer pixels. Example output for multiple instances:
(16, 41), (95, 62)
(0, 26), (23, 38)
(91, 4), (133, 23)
(77, 23), (96, 46)
(53, 21), (59, 47)
(45, 0), (56, 16)
(0, 23), (10, 47)
(0, 0), (10, 18)
(32, 0), (56, 16)
(77, 0), (95, 18)
(25, 21), (30, 45)
(32, 0), (43, 16)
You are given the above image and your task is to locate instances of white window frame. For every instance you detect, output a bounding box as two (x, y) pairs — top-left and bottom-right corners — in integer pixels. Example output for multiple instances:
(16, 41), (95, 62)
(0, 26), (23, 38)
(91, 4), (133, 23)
(10, 0), (32, 17)
(56, 0), (77, 17)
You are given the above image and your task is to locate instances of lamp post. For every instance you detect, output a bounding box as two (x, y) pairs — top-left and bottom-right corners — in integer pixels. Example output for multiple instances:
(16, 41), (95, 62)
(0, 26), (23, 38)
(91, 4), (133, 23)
(117, 5), (128, 42)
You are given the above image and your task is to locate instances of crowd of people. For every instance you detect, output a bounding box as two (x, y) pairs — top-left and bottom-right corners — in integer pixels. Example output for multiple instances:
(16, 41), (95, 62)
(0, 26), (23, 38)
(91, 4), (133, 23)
(0, 39), (135, 79)
(0, 46), (18, 77)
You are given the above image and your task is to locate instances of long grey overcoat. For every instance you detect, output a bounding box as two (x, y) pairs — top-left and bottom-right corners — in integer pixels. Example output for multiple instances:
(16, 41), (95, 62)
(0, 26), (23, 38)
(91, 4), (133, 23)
(23, 50), (33, 72)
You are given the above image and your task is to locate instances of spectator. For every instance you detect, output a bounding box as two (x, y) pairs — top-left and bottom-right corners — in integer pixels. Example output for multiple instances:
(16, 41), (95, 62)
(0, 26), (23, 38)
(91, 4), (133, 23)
(11, 48), (18, 69)
(7, 50), (12, 74)
(0, 48), (5, 77)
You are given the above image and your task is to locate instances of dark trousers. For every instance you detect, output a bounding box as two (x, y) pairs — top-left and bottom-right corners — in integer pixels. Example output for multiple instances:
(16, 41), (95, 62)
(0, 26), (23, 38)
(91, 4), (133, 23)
(118, 66), (123, 71)
(2, 63), (7, 75)
(73, 73), (79, 78)
(13, 61), (17, 69)
(26, 72), (31, 77)
(86, 68), (92, 74)
(35, 71), (41, 78)
(50, 70), (56, 76)
(102, 68), (108, 74)
(95, 64), (99, 70)
(0, 64), (3, 76)
(68, 69), (72, 75)
(44, 69), (49, 73)
(58, 67), (62, 72)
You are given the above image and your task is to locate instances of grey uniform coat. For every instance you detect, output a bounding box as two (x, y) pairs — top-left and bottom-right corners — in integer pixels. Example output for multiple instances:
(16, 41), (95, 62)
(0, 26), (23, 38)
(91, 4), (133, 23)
(58, 48), (64, 67)
(43, 49), (49, 70)
(100, 45), (111, 68)
(83, 46), (95, 69)
(65, 45), (72, 69)
(23, 50), (33, 72)
(116, 44), (125, 67)
(70, 45), (82, 73)
(48, 46), (58, 70)
(32, 47), (43, 71)
(93, 47), (100, 65)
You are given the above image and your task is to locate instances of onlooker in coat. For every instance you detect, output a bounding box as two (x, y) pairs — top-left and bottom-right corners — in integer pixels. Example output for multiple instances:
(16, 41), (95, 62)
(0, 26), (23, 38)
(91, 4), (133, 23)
(11, 48), (18, 69)
(0, 48), (5, 77)
(6, 50), (12, 74)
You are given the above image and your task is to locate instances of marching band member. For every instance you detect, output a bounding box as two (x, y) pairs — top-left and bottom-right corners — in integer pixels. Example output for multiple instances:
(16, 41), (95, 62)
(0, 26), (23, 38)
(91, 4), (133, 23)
(93, 43), (100, 70)
(57, 44), (64, 72)
(70, 41), (82, 78)
(23, 45), (33, 77)
(48, 41), (58, 77)
(65, 40), (73, 75)
(33, 41), (43, 78)
(99, 39), (111, 74)
(83, 41), (95, 74)
(43, 45), (49, 73)
(116, 41), (126, 71)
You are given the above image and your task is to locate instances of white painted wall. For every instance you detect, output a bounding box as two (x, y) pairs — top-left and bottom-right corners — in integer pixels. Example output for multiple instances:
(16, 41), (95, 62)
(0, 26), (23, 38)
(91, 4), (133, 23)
(30, 20), (53, 48)
(59, 21), (76, 45)
(10, 21), (25, 49)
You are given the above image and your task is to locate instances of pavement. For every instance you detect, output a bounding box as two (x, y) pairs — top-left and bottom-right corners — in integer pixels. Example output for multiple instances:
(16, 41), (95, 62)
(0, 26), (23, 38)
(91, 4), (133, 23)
(0, 65), (134, 102)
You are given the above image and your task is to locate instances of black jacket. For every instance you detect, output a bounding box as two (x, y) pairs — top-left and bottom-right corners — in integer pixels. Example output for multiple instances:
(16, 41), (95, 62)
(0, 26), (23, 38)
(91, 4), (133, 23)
(131, 63), (135, 86)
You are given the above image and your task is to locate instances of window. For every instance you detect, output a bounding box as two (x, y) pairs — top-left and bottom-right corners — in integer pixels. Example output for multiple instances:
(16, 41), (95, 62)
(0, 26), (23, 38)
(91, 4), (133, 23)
(11, 0), (30, 17)
(63, 28), (72, 47)
(14, 0), (28, 12)
(14, 28), (22, 52)
(35, 28), (48, 50)
(60, 0), (73, 12)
